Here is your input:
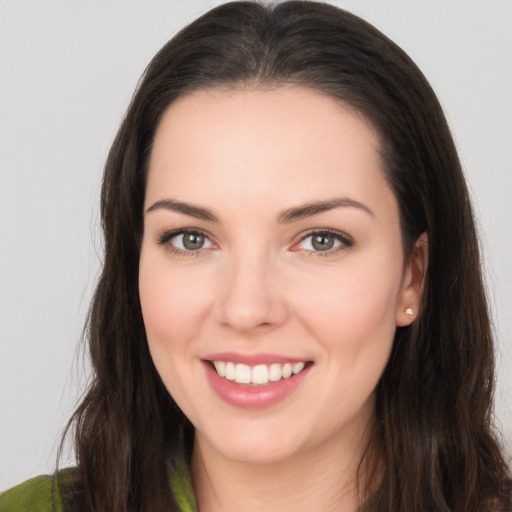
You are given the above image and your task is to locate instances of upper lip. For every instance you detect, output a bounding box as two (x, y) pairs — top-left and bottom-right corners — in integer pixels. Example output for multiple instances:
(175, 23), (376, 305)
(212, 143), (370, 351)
(203, 352), (311, 365)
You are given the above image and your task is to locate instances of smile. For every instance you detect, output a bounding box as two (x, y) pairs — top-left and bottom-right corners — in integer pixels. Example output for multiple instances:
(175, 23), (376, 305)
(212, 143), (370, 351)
(212, 361), (307, 386)
(203, 356), (313, 409)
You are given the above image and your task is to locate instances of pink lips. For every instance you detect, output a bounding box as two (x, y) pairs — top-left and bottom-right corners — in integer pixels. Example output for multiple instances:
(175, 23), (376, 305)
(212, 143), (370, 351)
(202, 353), (312, 409)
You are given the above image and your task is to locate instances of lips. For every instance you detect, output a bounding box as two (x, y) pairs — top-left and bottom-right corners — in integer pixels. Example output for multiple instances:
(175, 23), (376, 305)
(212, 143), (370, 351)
(203, 353), (313, 409)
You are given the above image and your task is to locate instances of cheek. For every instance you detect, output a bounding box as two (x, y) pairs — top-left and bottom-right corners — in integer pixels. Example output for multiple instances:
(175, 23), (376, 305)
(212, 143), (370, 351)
(138, 252), (213, 359)
(291, 259), (400, 431)
(293, 252), (402, 367)
(138, 251), (218, 414)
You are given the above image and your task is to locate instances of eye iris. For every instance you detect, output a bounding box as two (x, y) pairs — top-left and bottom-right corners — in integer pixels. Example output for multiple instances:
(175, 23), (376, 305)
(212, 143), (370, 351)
(183, 233), (204, 250)
(312, 233), (334, 251)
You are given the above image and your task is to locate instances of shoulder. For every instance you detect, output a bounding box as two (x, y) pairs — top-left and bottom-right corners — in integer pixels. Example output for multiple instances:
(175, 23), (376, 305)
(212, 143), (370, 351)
(0, 469), (83, 512)
(0, 474), (60, 512)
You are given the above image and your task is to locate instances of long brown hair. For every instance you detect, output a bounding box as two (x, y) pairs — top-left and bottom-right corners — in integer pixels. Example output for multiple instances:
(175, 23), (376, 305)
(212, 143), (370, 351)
(59, 2), (509, 511)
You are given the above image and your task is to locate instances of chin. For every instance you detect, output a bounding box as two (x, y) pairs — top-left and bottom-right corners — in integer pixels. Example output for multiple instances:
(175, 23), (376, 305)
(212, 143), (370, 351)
(217, 442), (299, 466)
(195, 421), (309, 466)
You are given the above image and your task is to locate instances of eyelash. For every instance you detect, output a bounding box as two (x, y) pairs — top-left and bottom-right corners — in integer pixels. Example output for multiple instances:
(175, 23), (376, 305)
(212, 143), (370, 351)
(156, 228), (354, 258)
(156, 228), (215, 259)
(296, 229), (354, 257)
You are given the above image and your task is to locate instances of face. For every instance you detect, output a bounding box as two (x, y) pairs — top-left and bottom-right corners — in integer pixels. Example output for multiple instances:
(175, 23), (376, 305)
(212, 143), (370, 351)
(139, 86), (422, 466)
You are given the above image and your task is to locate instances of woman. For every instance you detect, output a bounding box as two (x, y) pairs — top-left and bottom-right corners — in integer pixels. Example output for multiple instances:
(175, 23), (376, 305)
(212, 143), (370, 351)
(1, 1), (509, 511)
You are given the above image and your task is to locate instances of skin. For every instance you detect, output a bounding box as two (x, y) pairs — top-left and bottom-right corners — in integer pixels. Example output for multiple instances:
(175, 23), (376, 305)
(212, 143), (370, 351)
(139, 86), (426, 512)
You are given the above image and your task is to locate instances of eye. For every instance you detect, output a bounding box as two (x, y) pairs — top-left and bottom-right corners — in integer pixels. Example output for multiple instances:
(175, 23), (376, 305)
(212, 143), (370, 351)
(296, 230), (353, 254)
(157, 229), (215, 255)
(172, 231), (210, 251)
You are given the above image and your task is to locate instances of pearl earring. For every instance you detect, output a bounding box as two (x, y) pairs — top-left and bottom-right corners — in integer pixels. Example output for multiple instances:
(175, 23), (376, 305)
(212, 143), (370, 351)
(405, 307), (414, 316)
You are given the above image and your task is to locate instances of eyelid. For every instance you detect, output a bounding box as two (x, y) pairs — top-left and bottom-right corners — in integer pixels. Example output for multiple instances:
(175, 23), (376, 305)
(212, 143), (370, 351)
(156, 227), (211, 244)
(292, 228), (354, 255)
(155, 227), (353, 257)
(156, 228), (217, 257)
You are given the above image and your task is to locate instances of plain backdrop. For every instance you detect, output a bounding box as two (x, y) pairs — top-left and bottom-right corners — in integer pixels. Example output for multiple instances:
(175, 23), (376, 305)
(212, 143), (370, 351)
(1, 0), (511, 491)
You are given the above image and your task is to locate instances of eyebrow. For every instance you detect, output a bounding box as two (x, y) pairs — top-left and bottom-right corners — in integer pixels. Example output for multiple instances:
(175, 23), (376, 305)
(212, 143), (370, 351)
(145, 196), (374, 223)
(145, 199), (218, 221)
(277, 197), (374, 223)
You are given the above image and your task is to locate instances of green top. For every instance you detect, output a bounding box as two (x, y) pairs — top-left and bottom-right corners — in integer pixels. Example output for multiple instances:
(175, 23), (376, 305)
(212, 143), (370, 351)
(0, 475), (63, 512)
(0, 460), (197, 512)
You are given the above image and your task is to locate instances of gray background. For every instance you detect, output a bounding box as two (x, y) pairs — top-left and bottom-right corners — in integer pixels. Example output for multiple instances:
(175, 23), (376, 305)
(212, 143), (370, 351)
(1, 0), (511, 490)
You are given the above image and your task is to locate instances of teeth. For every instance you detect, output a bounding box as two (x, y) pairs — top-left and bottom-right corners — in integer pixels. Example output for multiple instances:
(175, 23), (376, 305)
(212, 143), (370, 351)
(234, 364), (251, 384)
(251, 364), (269, 385)
(212, 361), (307, 385)
(213, 361), (225, 377)
(269, 363), (282, 382)
(225, 362), (235, 380)
(292, 362), (305, 374)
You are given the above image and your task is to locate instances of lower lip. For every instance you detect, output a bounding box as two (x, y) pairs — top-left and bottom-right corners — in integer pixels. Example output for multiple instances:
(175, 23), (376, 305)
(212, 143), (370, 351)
(204, 362), (311, 409)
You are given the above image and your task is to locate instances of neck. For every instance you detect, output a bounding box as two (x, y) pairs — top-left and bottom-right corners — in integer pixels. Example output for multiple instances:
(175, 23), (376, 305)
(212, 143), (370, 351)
(191, 422), (375, 512)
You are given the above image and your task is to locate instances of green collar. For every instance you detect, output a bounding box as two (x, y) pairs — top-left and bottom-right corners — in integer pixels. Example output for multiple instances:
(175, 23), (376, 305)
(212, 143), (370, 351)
(168, 457), (198, 512)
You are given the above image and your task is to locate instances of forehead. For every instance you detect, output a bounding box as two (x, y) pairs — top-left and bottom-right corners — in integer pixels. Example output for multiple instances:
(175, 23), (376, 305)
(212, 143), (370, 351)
(146, 86), (395, 220)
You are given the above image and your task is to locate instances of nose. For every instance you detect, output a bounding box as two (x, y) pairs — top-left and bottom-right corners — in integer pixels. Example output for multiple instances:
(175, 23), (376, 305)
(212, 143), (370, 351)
(215, 249), (288, 333)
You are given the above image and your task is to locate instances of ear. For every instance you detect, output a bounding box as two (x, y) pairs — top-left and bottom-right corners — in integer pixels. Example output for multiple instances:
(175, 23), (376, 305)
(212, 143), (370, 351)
(396, 232), (428, 326)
